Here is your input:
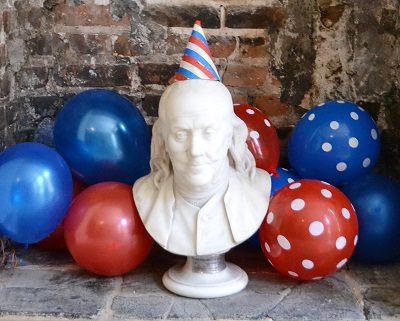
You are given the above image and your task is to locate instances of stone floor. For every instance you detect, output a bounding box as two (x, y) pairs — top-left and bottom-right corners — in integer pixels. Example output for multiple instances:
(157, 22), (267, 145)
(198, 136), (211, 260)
(0, 243), (399, 321)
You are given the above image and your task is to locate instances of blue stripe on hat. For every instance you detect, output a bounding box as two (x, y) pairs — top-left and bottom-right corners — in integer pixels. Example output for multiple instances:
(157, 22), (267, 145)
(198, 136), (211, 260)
(184, 48), (220, 80)
(176, 67), (200, 80)
(191, 30), (208, 47)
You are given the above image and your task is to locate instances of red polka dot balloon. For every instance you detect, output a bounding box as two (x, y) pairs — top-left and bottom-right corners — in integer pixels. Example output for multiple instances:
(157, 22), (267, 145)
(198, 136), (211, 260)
(259, 179), (358, 280)
(234, 104), (280, 174)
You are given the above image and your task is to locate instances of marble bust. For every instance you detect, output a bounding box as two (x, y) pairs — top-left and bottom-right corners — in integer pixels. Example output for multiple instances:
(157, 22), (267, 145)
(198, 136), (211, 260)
(133, 79), (271, 257)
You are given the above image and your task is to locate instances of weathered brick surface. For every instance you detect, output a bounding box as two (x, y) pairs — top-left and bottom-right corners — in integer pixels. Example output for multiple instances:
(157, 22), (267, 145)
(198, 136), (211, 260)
(142, 4), (220, 28)
(239, 37), (267, 58)
(226, 6), (287, 31)
(55, 4), (130, 26)
(138, 63), (179, 86)
(54, 65), (132, 87)
(223, 65), (267, 88)
(209, 35), (236, 58)
(253, 95), (289, 117)
(15, 67), (49, 90)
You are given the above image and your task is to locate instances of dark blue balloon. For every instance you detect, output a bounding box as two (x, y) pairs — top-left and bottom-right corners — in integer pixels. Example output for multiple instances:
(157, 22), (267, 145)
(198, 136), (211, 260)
(0, 143), (73, 244)
(288, 100), (380, 186)
(271, 167), (300, 196)
(248, 167), (300, 248)
(342, 174), (400, 263)
(54, 89), (150, 185)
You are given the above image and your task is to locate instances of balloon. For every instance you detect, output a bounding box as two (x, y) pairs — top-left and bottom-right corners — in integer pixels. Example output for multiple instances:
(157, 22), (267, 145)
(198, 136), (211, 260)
(0, 143), (73, 244)
(341, 174), (400, 263)
(271, 167), (301, 196)
(260, 179), (358, 280)
(248, 167), (300, 247)
(53, 89), (151, 185)
(288, 100), (380, 186)
(64, 182), (153, 276)
(234, 104), (280, 174)
(37, 177), (86, 251)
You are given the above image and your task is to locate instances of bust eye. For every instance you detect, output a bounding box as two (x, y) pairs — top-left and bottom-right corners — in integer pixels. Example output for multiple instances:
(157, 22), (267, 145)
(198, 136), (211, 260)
(204, 128), (216, 138)
(174, 131), (187, 141)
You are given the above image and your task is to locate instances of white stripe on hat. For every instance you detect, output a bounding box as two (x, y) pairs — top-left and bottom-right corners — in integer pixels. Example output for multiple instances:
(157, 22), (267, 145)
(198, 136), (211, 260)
(186, 42), (219, 75)
(179, 60), (209, 79)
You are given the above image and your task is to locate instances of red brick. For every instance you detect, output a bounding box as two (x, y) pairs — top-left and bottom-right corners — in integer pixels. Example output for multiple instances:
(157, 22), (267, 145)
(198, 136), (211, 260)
(232, 95), (249, 105)
(55, 4), (130, 26)
(239, 37), (267, 58)
(253, 95), (289, 117)
(226, 6), (286, 30)
(3, 11), (11, 34)
(139, 63), (179, 86)
(68, 34), (109, 55)
(114, 35), (133, 56)
(209, 36), (236, 58)
(222, 65), (267, 87)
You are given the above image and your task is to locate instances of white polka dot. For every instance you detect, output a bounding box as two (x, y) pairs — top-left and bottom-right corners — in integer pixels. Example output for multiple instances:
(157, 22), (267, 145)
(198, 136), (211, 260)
(246, 108), (255, 115)
(349, 137), (359, 148)
(302, 259), (314, 269)
(289, 182), (301, 190)
(312, 276), (323, 280)
(309, 221), (324, 236)
(264, 119), (271, 127)
(371, 129), (378, 140)
(277, 235), (291, 250)
(358, 106), (365, 112)
(337, 100), (345, 104)
(363, 158), (371, 168)
(287, 178), (295, 183)
(264, 242), (271, 253)
(336, 236), (347, 250)
(308, 113), (315, 121)
(330, 121), (339, 130)
(321, 189), (332, 198)
(336, 162), (347, 171)
(288, 271), (298, 277)
(266, 212), (274, 224)
(336, 258), (348, 269)
(291, 199), (305, 211)
(341, 208), (351, 219)
(249, 130), (260, 139)
(354, 235), (358, 246)
(318, 102), (325, 106)
(350, 112), (359, 120)
(322, 142), (332, 152)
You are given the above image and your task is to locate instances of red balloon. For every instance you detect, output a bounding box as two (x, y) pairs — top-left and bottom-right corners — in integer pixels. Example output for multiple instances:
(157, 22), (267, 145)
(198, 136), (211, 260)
(234, 104), (280, 174)
(64, 182), (153, 276)
(259, 179), (358, 280)
(37, 178), (86, 251)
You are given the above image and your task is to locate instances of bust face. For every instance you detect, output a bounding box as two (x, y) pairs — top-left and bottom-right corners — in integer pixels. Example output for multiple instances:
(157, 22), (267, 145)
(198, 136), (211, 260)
(158, 80), (234, 194)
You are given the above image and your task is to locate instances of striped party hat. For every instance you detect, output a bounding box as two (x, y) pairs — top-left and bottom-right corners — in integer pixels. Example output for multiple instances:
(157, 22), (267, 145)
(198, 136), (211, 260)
(175, 20), (221, 81)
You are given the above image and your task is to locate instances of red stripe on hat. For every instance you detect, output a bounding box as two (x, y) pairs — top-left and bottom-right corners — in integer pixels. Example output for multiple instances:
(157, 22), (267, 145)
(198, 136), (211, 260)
(182, 55), (216, 79)
(188, 35), (213, 58)
(175, 73), (188, 81)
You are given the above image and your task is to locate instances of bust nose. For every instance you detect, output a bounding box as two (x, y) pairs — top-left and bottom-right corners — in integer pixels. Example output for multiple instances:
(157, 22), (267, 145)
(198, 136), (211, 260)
(189, 132), (205, 157)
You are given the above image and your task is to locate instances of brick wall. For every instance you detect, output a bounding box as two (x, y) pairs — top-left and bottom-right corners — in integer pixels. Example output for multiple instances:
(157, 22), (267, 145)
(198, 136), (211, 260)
(0, 0), (399, 177)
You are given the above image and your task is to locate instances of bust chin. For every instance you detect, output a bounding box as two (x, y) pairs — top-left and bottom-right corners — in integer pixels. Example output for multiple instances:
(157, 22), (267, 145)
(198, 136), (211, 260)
(133, 79), (271, 257)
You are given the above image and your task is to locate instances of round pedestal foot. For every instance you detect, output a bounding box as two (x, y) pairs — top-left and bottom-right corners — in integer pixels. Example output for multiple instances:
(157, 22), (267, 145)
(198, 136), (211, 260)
(162, 259), (248, 298)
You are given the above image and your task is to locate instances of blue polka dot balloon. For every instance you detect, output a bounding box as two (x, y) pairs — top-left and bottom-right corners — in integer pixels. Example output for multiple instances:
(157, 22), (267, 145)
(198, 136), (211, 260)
(288, 100), (380, 186)
(271, 167), (300, 196)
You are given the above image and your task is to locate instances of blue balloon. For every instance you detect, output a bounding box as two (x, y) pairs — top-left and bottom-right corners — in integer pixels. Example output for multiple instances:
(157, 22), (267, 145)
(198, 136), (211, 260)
(271, 167), (300, 196)
(0, 143), (73, 244)
(342, 174), (400, 263)
(53, 89), (150, 185)
(288, 100), (380, 186)
(248, 167), (301, 247)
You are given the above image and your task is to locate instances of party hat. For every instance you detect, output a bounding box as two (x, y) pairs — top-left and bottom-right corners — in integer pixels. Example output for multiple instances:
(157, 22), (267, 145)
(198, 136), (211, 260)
(175, 20), (221, 81)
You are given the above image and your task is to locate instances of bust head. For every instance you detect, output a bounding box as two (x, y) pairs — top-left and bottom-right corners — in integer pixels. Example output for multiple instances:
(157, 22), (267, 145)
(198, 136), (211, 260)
(150, 79), (255, 198)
